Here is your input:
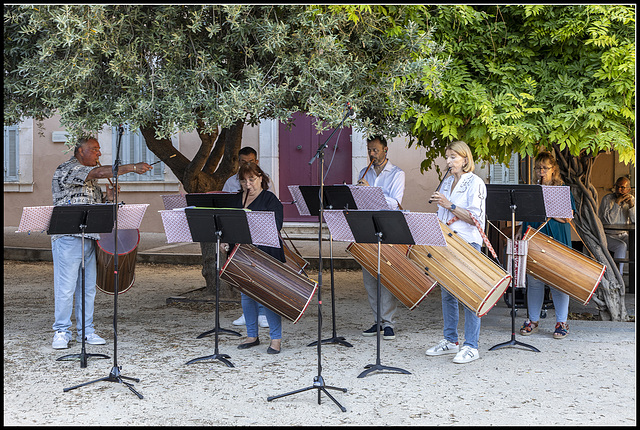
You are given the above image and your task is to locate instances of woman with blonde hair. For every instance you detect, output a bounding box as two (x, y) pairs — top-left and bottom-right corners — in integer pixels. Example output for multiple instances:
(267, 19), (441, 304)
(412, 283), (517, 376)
(426, 140), (487, 364)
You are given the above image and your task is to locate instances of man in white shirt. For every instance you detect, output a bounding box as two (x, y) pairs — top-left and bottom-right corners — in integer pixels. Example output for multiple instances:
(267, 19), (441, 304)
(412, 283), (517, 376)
(222, 146), (268, 328)
(222, 147), (259, 193)
(598, 176), (635, 274)
(356, 136), (405, 340)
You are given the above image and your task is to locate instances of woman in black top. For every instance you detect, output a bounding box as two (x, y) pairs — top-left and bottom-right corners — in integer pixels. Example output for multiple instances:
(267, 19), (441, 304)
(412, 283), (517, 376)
(230, 162), (284, 354)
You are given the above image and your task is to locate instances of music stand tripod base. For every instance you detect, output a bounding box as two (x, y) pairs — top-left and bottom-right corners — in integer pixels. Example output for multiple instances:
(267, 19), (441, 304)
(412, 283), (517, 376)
(196, 327), (241, 339)
(267, 374), (347, 412)
(63, 365), (143, 399)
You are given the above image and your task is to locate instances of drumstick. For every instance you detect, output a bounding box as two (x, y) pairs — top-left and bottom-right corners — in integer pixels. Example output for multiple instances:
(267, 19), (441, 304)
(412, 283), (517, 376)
(428, 167), (451, 204)
(149, 153), (177, 166)
(358, 158), (375, 184)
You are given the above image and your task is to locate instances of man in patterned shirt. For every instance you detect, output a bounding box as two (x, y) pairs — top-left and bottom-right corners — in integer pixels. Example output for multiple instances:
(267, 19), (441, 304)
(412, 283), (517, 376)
(50, 137), (152, 349)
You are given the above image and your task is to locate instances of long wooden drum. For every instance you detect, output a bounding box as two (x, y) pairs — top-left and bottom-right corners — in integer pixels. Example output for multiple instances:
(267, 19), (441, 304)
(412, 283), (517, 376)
(346, 242), (438, 310)
(96, 228), (140, 294)
(523, 227), (605, 305)
(220, 244), (318, 323)
(407, 222), (512, 317)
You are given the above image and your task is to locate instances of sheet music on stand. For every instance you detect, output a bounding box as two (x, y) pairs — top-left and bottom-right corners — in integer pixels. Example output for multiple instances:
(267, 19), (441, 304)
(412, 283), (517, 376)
(16, 204), (149, 233)
(288, 184), (389, 216)
(159, 208), (280, 248)
(162, 194), (187, 210)
(323, 210), (446, 246)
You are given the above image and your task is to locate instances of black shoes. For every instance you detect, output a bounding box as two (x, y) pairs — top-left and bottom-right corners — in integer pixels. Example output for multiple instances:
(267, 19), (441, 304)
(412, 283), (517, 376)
(237, 338), (260, 349)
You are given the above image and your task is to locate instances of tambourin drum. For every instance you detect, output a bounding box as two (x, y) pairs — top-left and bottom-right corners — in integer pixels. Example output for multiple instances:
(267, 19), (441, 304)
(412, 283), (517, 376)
(407, 221), (512, 317)
(282, 241), (309, 275)
(346, 242), (438, 310)
(96, 228), (140, 295)
(220, 244), (318, 323)
(523, 227), (605, 305)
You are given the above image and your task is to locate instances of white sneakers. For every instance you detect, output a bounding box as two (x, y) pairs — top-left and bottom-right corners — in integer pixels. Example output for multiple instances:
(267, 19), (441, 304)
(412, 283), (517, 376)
(258, 315), (269, 328)
(426, 339), (479, 364)
(52, 331), (106, 349)
(232, 314), (246, 326)
(232, 313), (269, 328)
(425, 339), (459, 356)
(52, 331), (71, 349)
(85, 332), (106, 345)
(452, 346), (479, 364)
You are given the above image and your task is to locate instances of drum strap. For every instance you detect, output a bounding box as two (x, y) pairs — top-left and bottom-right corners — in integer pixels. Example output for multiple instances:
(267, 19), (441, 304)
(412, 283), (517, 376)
(568, 220), (596, 259)
(447, 212), (498, 260)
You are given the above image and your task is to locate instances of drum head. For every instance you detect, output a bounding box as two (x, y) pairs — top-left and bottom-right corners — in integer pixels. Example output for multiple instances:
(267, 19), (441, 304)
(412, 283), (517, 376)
(97, 228), (140, 255)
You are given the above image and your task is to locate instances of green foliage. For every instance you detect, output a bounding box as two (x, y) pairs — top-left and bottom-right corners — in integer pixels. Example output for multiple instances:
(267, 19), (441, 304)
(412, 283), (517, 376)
(4, 5), (447, 142)
(400, 5), (635, 170)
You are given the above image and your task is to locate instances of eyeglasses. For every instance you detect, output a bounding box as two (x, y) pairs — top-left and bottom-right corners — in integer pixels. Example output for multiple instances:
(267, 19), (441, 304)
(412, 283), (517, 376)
(534, 166), (552, 171)
(616, 185), (631, 190)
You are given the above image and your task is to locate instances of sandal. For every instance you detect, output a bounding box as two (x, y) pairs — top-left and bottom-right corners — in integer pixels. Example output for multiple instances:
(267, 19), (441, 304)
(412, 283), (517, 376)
(519, 319), (539, 336)
(553, 322), (569, 339)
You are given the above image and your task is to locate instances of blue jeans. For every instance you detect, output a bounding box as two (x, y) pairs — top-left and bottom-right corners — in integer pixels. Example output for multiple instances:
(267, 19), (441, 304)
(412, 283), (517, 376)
(241, 294), (282, 340)
(441, 242), (482, 349)
(51, 236), (98, 337)
(526, 275), (569, 323)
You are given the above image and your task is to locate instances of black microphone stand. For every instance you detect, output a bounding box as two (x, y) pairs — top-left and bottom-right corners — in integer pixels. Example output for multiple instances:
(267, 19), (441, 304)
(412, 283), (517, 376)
(64, 125), (144, 398)
(267, 104), (352, 412)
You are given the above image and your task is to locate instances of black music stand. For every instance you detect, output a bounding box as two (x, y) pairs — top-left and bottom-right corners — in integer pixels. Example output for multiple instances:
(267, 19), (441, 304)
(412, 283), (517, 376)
(299, 185), (355, 348)
(49, 204), (113, 368)
(63, 126), (144, 399)
(184, 207), (253, 367)
(186, 193), (243, 340)
(343, 210), (413, 378)
(486, 184), (546, 353)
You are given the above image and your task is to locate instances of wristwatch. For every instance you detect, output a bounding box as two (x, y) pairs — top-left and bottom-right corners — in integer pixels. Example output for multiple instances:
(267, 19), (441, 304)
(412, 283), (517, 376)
(450, 203), (457, 211)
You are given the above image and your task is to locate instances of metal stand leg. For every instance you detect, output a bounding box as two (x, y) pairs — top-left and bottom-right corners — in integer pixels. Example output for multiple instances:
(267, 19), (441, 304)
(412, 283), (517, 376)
(358, 237), (411, 378)
(308, 236), (352, 348)
(186, 233), (235, 367)
(490, 206), (539, 353)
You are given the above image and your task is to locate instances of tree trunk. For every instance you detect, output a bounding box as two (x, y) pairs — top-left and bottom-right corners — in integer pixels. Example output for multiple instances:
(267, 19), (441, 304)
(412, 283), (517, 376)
(142, 121), (244, 300)
(553, 144), (629, 321)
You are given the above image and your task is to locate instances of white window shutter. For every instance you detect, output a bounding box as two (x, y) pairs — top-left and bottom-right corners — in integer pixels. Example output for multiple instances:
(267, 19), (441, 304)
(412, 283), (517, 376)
(489, 153), (519, 184)
(4, 125), (19, 182)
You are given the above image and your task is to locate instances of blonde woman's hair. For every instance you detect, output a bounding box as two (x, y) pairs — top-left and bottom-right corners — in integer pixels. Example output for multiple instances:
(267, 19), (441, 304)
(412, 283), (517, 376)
(446, 140), (475, 173)
(534, 151), (563, 185)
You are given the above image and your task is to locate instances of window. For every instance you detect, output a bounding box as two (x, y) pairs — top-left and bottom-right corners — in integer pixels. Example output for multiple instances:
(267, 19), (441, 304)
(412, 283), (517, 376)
(112, 125), (163, 181)
(489, 153), (519, 184)
(4, 125), (19, 182)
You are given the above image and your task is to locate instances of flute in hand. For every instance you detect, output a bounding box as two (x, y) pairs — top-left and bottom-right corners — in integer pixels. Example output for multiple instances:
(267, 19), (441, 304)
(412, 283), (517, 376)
(357, 158), (375, 184)
(428, 167), (451, 204)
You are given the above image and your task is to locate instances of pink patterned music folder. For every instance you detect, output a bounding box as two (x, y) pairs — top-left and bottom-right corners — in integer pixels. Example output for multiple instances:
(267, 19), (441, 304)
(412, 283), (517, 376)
(541, 185), (573, 219)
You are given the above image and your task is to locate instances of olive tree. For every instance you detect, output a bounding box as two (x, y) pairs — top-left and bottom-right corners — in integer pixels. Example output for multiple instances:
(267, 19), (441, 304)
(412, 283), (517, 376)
(4, 5), (447, 297)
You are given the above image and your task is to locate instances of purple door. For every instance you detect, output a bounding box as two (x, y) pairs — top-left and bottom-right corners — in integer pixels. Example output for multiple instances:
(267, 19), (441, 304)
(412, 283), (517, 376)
(279, 113), (352, 222)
